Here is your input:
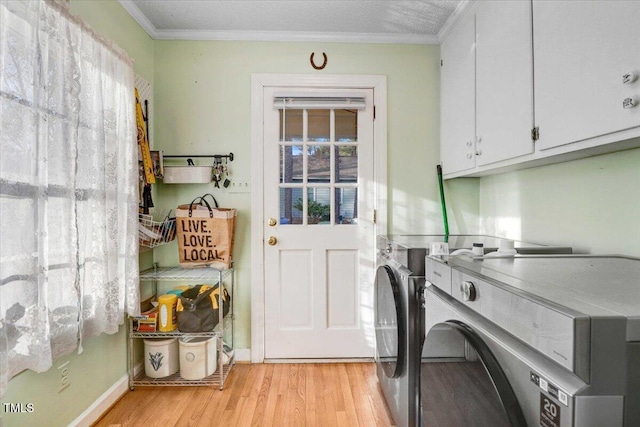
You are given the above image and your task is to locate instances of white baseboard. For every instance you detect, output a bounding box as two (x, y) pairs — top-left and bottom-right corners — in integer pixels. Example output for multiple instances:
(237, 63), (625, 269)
(234, 348), (251, 362)
(68, 348), (251, 426)
(69, 362), (142, 427)
(264, 358), (374, 364)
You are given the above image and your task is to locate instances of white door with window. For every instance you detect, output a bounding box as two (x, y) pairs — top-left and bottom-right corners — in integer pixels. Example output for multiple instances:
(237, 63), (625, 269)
(262, 88), (375, 358)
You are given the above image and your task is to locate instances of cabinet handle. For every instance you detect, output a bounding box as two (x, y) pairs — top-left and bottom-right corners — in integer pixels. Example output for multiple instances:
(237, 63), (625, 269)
(623, 98), (636, 109)
(623, 72), (637, 85)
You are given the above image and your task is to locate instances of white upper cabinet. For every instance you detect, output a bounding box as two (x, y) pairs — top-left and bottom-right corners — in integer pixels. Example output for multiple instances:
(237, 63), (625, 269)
(440, 1), (640, 178)
(440, 8), (476, 175)
(475, 0), (534, 166)
(440, 0), (534, 176)
(534, 0), (640, 150)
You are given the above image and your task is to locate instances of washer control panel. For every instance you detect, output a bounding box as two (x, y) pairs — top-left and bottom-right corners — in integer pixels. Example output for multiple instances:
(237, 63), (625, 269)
(451, 269), (577, 373)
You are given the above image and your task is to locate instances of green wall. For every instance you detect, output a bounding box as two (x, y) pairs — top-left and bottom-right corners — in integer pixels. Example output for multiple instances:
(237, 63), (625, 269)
(1, 2), (455, 424)
(8, 1), (638, 426)
(0, 2), (154, 426)
(478, 147), (640, 256)
(148, 40), (453, 350)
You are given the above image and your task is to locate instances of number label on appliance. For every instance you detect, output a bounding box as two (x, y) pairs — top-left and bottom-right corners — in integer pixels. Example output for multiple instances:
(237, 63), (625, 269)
(540, 394), (561, 427)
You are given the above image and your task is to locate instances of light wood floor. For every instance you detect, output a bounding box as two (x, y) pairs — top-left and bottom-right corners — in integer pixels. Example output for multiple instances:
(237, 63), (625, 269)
(95, 363), (396, 427)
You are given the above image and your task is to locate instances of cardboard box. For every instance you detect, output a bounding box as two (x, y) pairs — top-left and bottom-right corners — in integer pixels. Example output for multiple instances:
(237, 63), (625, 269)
(133, 307), (158, 332)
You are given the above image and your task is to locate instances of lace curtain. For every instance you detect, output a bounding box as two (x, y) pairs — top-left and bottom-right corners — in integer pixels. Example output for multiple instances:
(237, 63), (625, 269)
(0, 0), (140, 397)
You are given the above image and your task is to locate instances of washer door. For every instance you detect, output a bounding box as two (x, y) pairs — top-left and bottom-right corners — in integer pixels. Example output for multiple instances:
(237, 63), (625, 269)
(374, 265), (405, 378)
(421, 320), (527, 427)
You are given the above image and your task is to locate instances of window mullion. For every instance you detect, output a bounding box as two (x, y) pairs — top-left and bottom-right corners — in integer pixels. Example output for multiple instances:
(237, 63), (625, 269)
(303, 109), (309, 224)
(330, 109), (336, 225)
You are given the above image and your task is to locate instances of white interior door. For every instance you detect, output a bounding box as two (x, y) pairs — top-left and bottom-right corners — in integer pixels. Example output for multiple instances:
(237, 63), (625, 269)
(263, 87), (375, 359)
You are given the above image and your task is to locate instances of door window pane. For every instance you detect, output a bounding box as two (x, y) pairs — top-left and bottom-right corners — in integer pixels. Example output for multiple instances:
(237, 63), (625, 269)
(279, 109), (303, 141)
(336, 188), (357, 224)
(279, 187), (303, 225)
(308, 109), (330, 142)
(277, 105), (361, 227)
(307, 145), (330, 183)
(307, 187), (331, 225)
(280, 145), (303, 183)
(335, 146), (357, 183)
(335, 109), (357, 142)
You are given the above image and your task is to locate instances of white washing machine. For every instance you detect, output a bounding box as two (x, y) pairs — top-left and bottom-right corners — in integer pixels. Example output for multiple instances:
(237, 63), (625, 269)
(422, 254), (640, 427)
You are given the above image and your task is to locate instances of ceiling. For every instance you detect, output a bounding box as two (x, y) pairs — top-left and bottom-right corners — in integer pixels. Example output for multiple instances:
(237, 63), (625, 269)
(118, 0), (468, 44)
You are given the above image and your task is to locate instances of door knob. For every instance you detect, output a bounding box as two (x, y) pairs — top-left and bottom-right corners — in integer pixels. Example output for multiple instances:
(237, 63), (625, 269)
(268, 236), (278, 246)
(268, 218), (277, 227)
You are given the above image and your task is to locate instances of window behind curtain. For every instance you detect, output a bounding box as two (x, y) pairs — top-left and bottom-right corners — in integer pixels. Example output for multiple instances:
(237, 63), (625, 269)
(0, 0), (140, 397)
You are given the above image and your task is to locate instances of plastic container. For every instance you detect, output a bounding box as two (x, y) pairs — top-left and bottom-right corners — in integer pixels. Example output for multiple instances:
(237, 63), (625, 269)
(472, 243), (484, 256)
(430, 241), (449, 255)
(498, 239), (517, 255)
(179, 336), (217, 380)
(144, 338), (179, 378)
(166, 289), (184, 297)
(485, 239), (518, 257)
(158, 294), (178, 332)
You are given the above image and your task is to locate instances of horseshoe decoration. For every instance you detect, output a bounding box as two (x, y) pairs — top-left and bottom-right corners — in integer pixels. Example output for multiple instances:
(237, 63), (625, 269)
(310, 52), (328, 70)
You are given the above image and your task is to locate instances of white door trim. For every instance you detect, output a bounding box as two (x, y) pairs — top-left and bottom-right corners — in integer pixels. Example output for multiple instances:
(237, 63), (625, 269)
(250, 74), (387, 363)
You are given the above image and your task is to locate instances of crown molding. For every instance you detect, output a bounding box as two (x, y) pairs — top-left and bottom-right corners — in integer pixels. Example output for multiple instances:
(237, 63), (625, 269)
(152, 29), (440, 44)
(118, 0), (159, 38)
(437, 0), (475, 43)
(118, 0), (440, 45)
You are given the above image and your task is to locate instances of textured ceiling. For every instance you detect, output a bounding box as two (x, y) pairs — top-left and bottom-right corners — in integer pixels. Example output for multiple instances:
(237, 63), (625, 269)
(119, 0), (467, 43)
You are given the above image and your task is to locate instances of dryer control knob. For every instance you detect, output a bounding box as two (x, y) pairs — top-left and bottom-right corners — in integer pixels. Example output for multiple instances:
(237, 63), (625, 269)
(461, 281), (477, 301)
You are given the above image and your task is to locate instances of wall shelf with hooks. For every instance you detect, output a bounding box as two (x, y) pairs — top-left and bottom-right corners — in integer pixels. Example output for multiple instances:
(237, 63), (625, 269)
(163, 153), (234, 162)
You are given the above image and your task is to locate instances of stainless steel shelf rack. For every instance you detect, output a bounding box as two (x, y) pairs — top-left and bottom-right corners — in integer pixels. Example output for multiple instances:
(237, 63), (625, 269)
(128, 265), (235, 390)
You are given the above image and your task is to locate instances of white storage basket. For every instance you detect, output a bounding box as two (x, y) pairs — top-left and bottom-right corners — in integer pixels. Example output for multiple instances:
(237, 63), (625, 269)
(163, 166), (212, 183)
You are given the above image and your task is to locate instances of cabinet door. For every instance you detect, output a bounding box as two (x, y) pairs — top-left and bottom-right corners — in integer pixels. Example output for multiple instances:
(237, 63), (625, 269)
(440, 9), (476, 175)
(476, 0), (534, 166)
(534, 0), (640, 150)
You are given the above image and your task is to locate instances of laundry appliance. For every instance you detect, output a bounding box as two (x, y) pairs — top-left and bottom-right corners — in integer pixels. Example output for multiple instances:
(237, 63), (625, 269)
(422, 254), (640, 427)
(374, 235), (571, 427)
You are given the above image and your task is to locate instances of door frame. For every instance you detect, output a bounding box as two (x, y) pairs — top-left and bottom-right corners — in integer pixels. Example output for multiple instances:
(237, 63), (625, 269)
(250, 74), (388, 362)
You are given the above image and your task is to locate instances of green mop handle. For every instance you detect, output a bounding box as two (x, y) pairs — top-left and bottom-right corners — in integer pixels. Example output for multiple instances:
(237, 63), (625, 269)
(436, 164), (449, 242)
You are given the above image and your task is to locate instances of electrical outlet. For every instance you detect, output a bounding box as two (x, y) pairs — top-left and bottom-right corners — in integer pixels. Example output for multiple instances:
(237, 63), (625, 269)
(58, 361), (70, 393)
(228, 177), (250, 193)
